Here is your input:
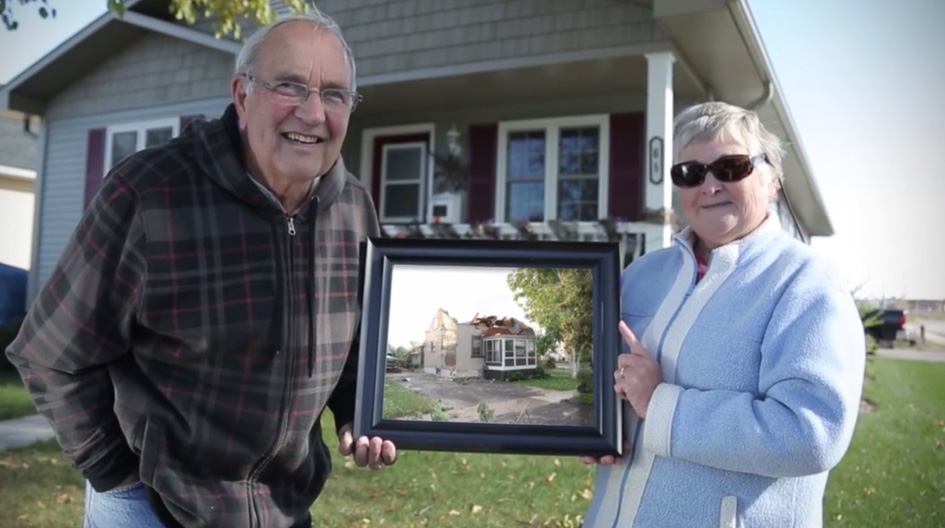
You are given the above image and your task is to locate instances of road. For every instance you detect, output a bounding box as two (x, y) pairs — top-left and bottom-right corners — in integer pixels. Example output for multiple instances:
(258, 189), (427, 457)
(906, 317), (945, 347)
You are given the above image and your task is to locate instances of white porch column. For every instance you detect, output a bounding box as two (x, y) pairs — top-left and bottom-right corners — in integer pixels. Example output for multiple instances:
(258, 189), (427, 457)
(644, 51), (675, 251)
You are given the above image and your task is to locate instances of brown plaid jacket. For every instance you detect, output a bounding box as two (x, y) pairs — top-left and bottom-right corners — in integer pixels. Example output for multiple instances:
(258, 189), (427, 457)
(6, 105), (379, 527)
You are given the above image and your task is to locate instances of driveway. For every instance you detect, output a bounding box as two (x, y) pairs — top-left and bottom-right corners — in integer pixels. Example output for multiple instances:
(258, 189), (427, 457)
(386, 371), (593, 426)
(875, 347), (945, 363)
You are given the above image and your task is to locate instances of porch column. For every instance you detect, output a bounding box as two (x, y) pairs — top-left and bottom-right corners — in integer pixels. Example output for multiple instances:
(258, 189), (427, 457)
(644, 51), (675, 251)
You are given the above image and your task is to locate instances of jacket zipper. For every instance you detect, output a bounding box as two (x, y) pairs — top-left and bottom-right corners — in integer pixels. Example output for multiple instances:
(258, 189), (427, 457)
(247, 215), (298, 526)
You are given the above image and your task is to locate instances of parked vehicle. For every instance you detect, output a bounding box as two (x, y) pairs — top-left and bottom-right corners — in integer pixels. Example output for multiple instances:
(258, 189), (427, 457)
(385, 354), (404, 372)
(863, 309), (910, 344)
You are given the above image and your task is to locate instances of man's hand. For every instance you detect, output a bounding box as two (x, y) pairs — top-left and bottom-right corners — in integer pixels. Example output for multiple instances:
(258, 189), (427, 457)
(614, 321), (662, 418)
(338, 423), (397, 469)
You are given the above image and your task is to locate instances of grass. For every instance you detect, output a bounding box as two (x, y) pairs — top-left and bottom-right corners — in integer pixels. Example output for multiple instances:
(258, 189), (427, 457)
(520, 368), (579, 391)
(824, 358), (945, 526)
(2, 358), (943, 526)
(0, 369), (36, 421)
(382, 378), (437, 419)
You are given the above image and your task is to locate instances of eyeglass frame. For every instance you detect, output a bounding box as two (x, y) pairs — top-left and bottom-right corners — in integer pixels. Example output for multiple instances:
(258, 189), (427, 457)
(669, 153), (769, 188)
(239, 73), (363, 113)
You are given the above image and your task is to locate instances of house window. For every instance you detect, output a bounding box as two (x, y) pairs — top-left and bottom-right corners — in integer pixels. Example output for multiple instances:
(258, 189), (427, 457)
(471, 335), (483, 358)
(380, 142), (427, 222)
(496, 115), (609, 223)
(106, 118), (179, 170)
(485, 339), (500, 365)
(505, 131), (545, 222)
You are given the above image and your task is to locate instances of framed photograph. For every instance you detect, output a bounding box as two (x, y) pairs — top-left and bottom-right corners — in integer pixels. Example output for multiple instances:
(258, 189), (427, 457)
(354, 237), (622, 457)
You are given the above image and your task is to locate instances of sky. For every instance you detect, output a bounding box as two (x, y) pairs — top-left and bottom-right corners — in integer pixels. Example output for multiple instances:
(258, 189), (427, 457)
(387, 265), (537, 349)
(1, 0), (942, 300)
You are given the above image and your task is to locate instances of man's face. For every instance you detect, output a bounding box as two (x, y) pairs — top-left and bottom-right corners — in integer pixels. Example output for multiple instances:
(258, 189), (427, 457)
(233, 22), (353, 189)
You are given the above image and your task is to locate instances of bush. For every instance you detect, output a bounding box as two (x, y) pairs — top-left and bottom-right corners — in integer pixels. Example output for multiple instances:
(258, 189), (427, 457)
(576, 366), (594, 394)
(0, 317), (23, 371)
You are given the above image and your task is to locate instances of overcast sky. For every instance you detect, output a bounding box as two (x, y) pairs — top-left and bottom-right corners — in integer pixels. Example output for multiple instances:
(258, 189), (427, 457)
(2, 0), (942, 300)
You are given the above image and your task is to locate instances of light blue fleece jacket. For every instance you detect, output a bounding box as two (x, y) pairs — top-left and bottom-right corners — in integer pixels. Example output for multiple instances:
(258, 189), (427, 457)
(586, 216), (865, 528)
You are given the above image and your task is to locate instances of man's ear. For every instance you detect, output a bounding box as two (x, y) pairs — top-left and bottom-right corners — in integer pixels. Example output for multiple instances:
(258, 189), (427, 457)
(230, 74), (249, 129)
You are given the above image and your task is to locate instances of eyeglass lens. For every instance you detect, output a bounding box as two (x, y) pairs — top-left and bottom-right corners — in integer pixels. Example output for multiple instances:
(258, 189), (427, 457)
(671, 155), (754, 187)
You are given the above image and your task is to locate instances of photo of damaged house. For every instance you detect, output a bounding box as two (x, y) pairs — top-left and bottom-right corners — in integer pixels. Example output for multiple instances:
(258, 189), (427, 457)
(407, 308), (550, 380)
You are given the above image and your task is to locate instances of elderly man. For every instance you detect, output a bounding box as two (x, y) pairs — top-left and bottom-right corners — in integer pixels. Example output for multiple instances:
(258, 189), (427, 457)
(6, 9), (395, 528)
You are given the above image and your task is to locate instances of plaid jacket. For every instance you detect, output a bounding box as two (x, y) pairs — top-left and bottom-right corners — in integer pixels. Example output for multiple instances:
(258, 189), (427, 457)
(6, 105), (380, 527)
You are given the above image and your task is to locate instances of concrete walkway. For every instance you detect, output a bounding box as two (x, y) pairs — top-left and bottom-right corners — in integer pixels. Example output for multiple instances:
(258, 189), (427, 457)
(0, 413), (55, 453)
(875, 347), (945, 363)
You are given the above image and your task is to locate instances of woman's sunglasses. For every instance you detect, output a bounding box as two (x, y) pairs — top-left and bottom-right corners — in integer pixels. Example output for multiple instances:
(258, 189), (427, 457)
(670, 154), (768, 188)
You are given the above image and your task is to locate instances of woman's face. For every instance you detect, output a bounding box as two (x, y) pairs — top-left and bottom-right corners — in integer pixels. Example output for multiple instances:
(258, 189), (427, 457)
(677, 137), (777, 251)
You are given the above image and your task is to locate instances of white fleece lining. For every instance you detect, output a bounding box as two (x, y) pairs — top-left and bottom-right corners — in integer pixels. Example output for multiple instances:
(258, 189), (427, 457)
(660, 245), (739, 383)
(615, 250), (693, 527)
(720, 495), (737, 528)
(642, 383), (683, 457)
(641, 246), (694, 353)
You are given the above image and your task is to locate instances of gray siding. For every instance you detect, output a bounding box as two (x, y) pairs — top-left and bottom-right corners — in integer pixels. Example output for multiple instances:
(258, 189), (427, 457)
(33, 97), (229, 298)
(47, 32), (233, 120)
(317, 0), (663, 77)
(0, 114), (41, 171)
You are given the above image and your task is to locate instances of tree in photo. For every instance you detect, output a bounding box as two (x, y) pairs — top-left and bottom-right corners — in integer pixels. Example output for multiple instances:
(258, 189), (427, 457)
(2, 0), (310, 37)
(507, 268), (593, 382)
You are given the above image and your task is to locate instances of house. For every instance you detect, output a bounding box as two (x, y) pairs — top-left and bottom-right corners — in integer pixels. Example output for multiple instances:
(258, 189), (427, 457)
(0, 0), (834, 305)
(0, 106), (41, 273)
(417, 308), (537, 379)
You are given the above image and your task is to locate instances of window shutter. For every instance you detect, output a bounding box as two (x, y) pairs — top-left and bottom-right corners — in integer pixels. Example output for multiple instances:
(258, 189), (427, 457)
(467, 123), (497, 223)
(83, 128), (107, 209)
(608, 113), (645, 221)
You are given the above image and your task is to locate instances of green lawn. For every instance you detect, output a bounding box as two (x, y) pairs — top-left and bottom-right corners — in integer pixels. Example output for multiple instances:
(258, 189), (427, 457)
(0, 369), (35, 421)
(520, 368), (579, 391)
(1, 358), (943, 527)
(382, 378), (438, 419)
(823, 358), (945, 526)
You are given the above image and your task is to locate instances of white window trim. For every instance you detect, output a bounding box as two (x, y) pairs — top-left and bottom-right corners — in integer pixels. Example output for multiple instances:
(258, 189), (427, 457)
(495, 115), (609, 223)
(379, 141), (427, 223)
(360, 123), (436, 222)
(105, 118), (180, 171)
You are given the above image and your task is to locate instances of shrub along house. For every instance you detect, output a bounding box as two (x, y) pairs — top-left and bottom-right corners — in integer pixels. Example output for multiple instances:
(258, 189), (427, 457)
(0, 0), (833, 305)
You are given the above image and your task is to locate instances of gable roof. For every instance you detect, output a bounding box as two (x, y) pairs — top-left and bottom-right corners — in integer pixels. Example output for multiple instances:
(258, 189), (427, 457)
(0, 0), (238, 115)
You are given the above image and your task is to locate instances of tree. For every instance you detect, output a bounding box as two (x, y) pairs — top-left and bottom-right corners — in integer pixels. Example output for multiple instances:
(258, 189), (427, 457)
(2, 0), (310, 38)
(2, 0), (56, 30)
(507, 268), (593, 378)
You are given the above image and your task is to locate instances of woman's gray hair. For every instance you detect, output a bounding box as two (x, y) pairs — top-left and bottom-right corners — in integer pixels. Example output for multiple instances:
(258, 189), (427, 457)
(235, 8), (357, 91)
(673, 102), (785, 185)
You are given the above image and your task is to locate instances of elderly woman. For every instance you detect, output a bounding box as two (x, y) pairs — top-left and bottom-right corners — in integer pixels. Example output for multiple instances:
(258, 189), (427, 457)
(583, 102), (864, 527)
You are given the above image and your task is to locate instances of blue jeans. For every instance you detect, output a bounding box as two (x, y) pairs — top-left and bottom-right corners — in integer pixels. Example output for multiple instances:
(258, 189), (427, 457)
(84, 480), (166, 528)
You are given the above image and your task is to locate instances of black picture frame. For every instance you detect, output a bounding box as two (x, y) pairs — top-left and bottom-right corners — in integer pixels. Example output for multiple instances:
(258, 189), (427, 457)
(354, 237), (622, 457)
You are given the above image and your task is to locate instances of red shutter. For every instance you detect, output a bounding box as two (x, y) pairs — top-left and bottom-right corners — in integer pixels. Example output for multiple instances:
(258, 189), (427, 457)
(608, 113), (645, 221)
(467, 123), (497, 223)
(84, 128), (107, 209)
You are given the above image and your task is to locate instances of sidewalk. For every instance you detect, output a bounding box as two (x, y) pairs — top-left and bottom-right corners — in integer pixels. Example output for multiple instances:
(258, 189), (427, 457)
(0, 413), (55, 453)
(875, 347), (945, 363)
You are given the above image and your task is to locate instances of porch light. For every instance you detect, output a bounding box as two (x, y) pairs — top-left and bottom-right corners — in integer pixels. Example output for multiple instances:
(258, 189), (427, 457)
(446, 123), (462, 157)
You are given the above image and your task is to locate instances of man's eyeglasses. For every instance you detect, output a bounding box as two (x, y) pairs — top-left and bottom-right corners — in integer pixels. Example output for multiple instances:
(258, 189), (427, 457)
(240, 73), (362, 112)
(670, 154), (768, 188)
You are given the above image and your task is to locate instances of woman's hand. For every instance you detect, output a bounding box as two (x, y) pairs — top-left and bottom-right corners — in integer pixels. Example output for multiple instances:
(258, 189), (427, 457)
(614, 321), (663, 418)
